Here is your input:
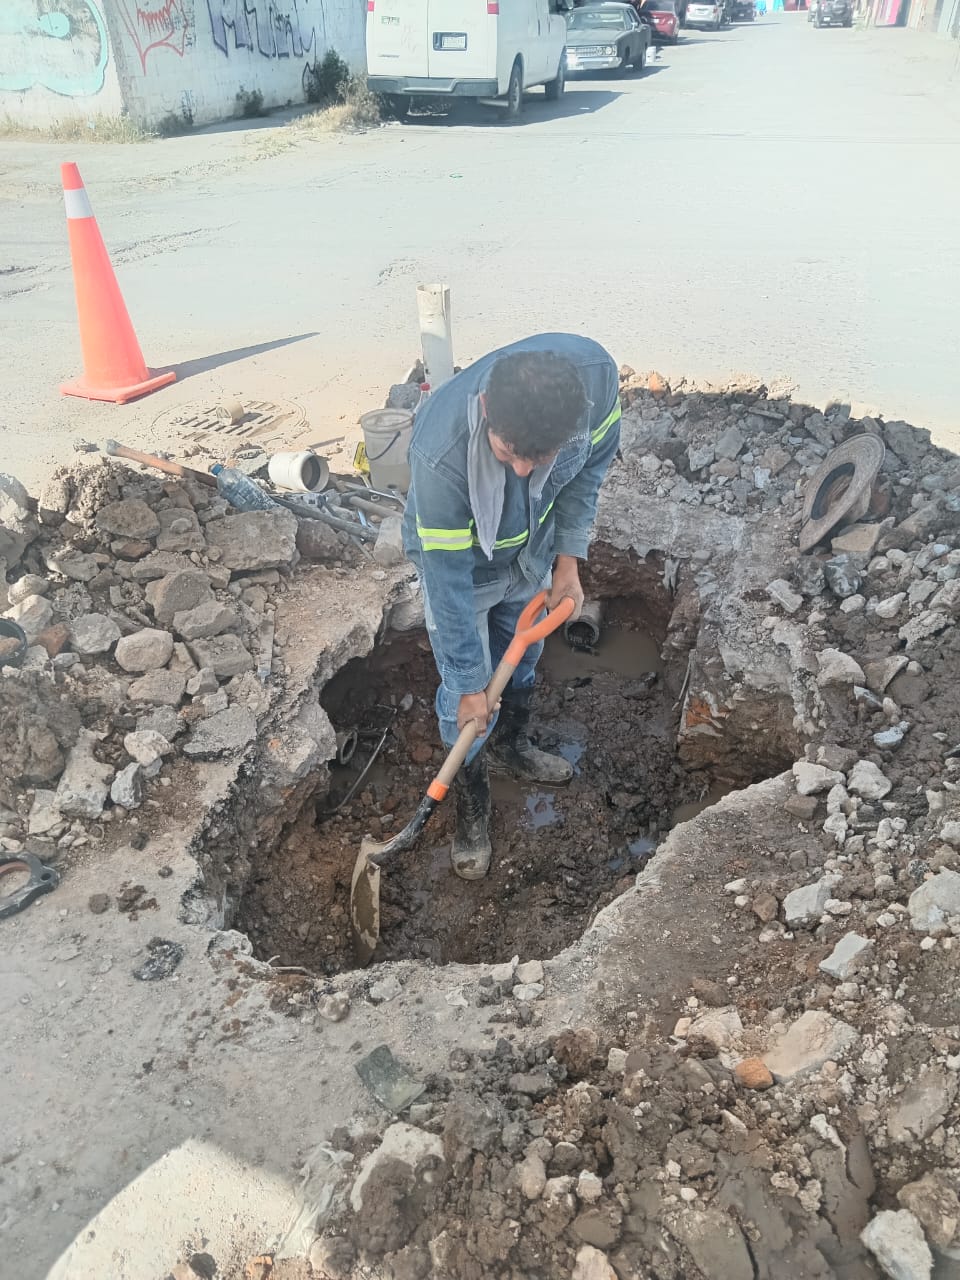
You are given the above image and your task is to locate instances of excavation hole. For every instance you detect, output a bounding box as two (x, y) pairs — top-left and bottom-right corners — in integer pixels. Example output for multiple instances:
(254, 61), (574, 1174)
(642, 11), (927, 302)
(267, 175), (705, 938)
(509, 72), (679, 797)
(234, 571), (785, 975)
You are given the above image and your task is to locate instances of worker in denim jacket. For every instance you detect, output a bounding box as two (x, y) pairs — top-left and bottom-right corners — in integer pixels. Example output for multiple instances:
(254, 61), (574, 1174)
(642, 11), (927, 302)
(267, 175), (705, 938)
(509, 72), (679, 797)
(402, 334), (621, 880)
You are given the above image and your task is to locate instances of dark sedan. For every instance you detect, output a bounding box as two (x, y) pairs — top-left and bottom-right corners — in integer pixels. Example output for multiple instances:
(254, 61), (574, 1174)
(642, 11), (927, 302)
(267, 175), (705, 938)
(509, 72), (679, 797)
(565, 2), (652, 73)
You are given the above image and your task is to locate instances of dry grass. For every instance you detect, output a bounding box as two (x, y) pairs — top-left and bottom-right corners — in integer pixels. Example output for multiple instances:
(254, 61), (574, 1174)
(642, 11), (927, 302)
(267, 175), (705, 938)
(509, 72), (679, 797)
(256, 77), (383, 157)
(0, 112), (150, 143)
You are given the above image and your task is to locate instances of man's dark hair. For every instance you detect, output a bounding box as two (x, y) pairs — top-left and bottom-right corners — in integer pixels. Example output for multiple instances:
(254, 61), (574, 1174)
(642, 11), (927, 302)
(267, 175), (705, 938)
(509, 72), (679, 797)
(484, 351), (588, 461)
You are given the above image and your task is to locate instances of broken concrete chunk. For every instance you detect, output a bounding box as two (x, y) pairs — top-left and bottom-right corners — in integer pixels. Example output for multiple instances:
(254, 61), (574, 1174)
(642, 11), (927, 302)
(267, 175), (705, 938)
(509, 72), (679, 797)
(5, 594), (53, 643)
(373, 515), (405, 567)
(349, 1123), (444, 1213)
(766, 579), (803, 614)
(69, 613), (120, 656)
(205, 509), (298, 571)
(887, 1070), (957, 1144)
(182, 706), (257, 759)
(831, 524), (881, 556)
(908, 869), (960, 932)
(515, 959), (544, 985)
(110, 762), (143, 810)
(517, 1151), (548, 1200)
(7, 574), (48, 605)
(123, 729), (173, 766)
(95, 499), (160, 541)
(0, 472), (38, 566)
(819, 932), (872, 980)
(156, 507), (205, 553)
(793, 761), (844, 796)
(686, 1007), (743, 1056)
(929, 578), (960, 616)
(55, 729), (113, 819)
(899, 611), (950, 649)
(114, 627), (175, 673)
(783, 877), (832, 927)
(187, 634), (254, 678)
(173, 600), (237, 642)
(763, 1010), (860, 1082)
(186, 667), (220, 696)
(897, 1172), (960, 1250)
(28, 789), (61, 835)
(861, 1209), (932, 1280)
(823, 555), (862, 599)
(817, 647), (866, 688)
(45, 548), (99, 582)
(715, 426), (745, 460)
(940, 821), (960, 849)
(127, 670), (187, 707)
(665, 1207), (754, 1280)
(145, 570), (214, 625)
(847, 759), (892, 800)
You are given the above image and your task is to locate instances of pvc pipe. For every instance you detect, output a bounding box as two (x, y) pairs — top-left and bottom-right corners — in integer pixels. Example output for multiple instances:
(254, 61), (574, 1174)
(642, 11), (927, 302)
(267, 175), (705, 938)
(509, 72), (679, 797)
(564, 599), (604, 650)
(267, 450), (329, 492)
(416, 283), (455, 388)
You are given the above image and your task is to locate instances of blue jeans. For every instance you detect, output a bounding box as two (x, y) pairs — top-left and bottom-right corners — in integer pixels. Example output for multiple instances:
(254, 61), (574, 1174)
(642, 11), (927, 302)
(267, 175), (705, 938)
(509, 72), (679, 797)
(422, 565), (547, 764)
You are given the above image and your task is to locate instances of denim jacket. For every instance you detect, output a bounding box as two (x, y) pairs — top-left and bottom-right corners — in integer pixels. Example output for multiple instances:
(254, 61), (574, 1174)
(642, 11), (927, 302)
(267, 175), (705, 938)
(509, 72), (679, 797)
(402, 333), (621, 696)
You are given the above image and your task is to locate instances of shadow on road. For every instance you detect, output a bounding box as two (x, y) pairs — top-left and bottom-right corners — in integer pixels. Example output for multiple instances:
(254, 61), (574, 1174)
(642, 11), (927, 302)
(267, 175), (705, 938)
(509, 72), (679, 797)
(169, 333), (318, 380)
(401, 88), (621, 128)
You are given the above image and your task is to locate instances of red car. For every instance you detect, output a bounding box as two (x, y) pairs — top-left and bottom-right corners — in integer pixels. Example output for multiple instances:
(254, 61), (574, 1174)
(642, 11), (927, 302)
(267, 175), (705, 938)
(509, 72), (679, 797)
(634, 0), (681, 40)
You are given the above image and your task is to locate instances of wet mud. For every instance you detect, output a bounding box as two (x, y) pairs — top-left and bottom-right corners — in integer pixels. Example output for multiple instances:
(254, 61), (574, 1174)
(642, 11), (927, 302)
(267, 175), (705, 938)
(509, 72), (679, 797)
(237, 602), (729, 974)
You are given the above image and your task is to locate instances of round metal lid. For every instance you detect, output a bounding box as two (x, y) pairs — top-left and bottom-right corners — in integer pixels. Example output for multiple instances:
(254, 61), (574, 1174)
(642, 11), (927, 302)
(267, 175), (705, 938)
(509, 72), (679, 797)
(799, 434), (886, 554)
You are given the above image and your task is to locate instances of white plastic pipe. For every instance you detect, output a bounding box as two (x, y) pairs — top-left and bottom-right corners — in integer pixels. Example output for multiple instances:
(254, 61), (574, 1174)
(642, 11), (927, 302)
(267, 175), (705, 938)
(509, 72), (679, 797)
(416, 283), (455, 388)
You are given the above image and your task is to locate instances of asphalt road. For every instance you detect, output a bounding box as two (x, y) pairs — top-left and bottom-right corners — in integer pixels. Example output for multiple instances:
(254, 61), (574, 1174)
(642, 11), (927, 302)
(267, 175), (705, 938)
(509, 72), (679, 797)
(2, 16), (959, 487)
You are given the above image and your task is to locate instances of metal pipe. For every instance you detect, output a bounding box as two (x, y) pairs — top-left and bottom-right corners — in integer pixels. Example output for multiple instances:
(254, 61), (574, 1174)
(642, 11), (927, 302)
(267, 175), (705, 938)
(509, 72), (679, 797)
(564, 599), (604, 651)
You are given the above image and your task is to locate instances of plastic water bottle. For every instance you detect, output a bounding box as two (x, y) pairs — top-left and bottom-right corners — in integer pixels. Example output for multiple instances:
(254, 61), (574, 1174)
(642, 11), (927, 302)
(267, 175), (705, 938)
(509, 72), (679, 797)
(212, 466), (279, 512)
(415, 382), (431, 413)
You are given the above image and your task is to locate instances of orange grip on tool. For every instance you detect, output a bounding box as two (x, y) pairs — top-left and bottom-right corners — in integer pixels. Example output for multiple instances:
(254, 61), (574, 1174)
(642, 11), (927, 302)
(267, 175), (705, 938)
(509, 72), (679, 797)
(504, 591), (576, 666)
(427, 780), (449, 802)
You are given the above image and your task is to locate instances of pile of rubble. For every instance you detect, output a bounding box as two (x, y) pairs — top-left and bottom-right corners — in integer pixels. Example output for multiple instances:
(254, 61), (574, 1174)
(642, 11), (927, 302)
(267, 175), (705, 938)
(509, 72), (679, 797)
(296, 378), (960, 1280)
(0, 461), (351, 845)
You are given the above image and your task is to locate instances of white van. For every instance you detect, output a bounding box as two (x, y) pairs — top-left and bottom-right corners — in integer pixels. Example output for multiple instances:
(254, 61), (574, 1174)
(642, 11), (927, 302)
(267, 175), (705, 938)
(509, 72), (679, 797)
(366, 0), (571, 120)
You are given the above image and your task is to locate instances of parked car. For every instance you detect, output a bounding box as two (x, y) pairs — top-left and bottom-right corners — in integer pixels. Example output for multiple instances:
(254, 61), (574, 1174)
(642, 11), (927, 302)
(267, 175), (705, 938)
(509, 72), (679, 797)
(366, 0), (572, 121)
(685, 0), (726, 26)
(635, 0), (680, 42)
(809, 0), (853, 22)
(565, 2), (652, 72)
(730, 0), (756, 18)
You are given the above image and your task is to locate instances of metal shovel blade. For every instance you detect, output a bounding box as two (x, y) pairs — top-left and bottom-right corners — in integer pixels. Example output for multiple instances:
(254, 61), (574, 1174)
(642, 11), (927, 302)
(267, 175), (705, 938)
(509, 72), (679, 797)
(350, 835), (385, 965)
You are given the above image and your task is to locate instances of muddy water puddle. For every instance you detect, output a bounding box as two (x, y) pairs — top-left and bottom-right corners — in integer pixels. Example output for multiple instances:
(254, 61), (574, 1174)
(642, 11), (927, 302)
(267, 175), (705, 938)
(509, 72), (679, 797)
(237, 619), (724, 973)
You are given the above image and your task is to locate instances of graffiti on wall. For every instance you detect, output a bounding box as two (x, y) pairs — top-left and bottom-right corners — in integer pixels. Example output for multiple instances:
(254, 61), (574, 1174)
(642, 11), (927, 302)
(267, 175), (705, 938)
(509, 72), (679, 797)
(116, 0), (191, 72)
(0, 0), (109, 96)
(206, 0), (325, 62)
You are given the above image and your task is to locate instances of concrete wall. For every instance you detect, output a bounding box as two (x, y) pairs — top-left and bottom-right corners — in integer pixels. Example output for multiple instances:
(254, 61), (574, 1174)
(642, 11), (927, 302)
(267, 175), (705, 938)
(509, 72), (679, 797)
(0, 0), (368, 130)
(0, 0), (126, 126)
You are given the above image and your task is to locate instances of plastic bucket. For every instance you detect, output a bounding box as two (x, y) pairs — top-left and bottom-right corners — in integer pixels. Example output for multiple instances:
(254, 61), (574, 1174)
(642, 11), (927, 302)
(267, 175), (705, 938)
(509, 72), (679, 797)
(267, 450), (329, 492)
(359, 409), (413, 493)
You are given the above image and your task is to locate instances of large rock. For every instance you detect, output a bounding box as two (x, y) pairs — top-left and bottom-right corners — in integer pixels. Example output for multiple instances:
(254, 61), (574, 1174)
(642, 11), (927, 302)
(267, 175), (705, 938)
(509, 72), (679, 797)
(114, 628), (174, 673)
(55, 729), (113, 818)
(156, 507), (204, 553)
(173, 601), (237, 642)
(897, 1172), (960, 1250)
(847, 759), (892, 800)
(123, 729), (173, 766)
(793, 761), (843, 796)
(95, 499), (160, 541)
(861, 1210), (932, 1280)
(45, 548), (99, 582)
(127, 670), (187, 707)
(763, 1011), (859, 1082)
(908, 870), (960, 931)
(686, 1007), (743, 1056)
(349, 1122), (444, 1213)
(205, 510), (298, 571)
(69, 613), (120, 656)
(887, 1070), (957, 1143)
(4, 594), (53, 643)
(572, 1245), (618, 1280)
(0, 473), (38, 567)
(819, 932), (872, 980)
(187, 634), (254, 678)
(817, 648), (866, 688)
(783, 877), (832, 928)
(110, 762), (143, 810)
(145, 570), (214, 625)
(182, 706), (257, 759)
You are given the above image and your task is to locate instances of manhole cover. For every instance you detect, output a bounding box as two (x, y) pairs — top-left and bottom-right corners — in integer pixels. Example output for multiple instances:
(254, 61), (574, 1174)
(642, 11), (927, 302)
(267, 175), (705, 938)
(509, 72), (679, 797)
(152, 397), (307, 447)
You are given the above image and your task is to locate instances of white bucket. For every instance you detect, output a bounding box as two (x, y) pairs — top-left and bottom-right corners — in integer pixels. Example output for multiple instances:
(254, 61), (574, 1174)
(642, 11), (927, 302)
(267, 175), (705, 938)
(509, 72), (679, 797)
(359, 408), (413, 493)
(267, 450), (329, 492)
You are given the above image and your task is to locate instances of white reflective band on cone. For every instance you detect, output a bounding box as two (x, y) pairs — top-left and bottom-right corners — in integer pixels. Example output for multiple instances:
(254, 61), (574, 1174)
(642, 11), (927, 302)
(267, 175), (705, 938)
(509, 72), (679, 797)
(63, 187), (94, 220)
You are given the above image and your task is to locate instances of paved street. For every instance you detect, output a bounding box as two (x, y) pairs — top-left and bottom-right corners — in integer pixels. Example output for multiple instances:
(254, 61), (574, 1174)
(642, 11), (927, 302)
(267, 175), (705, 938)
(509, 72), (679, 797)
(1, 16), (958, 488)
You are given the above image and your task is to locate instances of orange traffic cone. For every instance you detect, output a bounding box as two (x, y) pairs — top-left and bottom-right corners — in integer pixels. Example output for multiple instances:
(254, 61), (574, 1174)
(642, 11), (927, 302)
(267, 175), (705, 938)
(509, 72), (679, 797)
(60, 162), (176, 404)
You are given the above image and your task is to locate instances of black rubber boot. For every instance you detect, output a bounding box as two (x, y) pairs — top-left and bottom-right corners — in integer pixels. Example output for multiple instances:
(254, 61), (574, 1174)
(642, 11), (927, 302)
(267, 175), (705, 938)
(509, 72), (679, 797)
(451, 752), (492, 881)
(487, 690), (574, 785)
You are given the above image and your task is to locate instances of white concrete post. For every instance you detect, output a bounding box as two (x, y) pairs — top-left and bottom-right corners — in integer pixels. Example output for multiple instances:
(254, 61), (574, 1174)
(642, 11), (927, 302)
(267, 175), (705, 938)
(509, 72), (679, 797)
(416, 284), (455, 388)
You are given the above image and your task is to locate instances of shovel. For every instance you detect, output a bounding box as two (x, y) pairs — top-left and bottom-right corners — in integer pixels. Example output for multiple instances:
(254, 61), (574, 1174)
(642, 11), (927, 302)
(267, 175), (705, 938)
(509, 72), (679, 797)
(349, 590), (576, 965)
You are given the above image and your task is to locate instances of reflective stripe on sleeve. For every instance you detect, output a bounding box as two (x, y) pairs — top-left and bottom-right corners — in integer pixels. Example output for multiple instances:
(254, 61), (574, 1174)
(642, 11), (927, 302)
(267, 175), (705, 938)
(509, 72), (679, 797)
(591, 399), (622, 447)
